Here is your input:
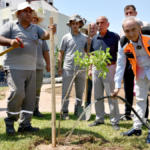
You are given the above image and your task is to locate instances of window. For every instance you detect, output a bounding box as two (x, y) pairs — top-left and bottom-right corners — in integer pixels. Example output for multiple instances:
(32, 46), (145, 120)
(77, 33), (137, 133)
(6, 3), (9, 7)
(1, 1), (9, 8)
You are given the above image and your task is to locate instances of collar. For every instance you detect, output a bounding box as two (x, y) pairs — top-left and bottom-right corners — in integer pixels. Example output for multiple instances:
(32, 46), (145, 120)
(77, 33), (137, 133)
(130, 34), (142, 45)
(16, 20), (33, 30)
(97, 30), (110, 39)
(70, 31), (81, 37)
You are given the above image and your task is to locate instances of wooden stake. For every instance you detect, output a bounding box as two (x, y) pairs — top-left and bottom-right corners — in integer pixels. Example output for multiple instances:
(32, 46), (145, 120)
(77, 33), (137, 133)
(49, 17), (56, 148)
(84, 24), (91, 107)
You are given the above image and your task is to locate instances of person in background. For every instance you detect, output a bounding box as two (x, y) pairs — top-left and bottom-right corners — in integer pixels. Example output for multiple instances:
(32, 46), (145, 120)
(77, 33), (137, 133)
(0, 68), (5, 85)
(58, 14), (87, 120)
(86, 23), (97, 106)
(31, 12), (50, 117)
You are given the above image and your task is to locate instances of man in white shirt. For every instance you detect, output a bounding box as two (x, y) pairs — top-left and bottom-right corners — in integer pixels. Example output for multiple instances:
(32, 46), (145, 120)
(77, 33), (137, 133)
(112, 16), (150, 142)
(120, 5), (150, 121)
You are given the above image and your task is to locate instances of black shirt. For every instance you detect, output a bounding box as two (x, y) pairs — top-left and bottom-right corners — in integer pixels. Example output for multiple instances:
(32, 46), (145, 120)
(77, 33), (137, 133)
(90, 30), (120, 62)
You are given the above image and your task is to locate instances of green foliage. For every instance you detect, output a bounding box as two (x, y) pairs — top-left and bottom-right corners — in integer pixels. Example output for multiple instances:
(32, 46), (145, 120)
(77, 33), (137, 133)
(37, 8), (43, 13)
(0, 113), (150, 150)
(54, 45), (64, 70)
(54, 45), (59, 69)
(74, 47), (112, 78)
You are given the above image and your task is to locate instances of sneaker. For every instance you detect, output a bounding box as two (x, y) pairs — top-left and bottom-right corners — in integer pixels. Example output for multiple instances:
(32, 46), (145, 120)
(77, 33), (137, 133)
(121, 128), (142, 136)
(104, 112), (109, 116)
(62, 113), (70, 120)
(88, 120), (104, 127)
(112, 124), (120, 131)
(6, 124), (16, 135)
(33, 108), (45, 117)
(146, 132), (150, 143)
(18, 125), (40, 133)
(120, 115), (132, 121)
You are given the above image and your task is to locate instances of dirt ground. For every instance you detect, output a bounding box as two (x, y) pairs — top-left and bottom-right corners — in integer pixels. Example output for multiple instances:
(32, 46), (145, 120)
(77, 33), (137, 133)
(36, 135), (124, 150)
(46, 84), (139, 105)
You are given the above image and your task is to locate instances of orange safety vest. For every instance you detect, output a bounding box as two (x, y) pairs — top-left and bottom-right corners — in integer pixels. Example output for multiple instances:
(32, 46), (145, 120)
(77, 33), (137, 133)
(124, 34), (150, 78)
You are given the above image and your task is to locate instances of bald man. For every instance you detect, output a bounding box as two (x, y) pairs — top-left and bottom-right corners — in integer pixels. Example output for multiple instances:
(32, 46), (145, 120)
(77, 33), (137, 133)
(87, 23), (97, 106)
(120, 5), (150, 122)
(88, 16), (120, 131)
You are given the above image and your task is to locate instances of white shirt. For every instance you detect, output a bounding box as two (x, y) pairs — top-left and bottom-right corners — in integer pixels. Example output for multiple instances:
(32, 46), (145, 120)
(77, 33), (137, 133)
(115, 35), (150, 89)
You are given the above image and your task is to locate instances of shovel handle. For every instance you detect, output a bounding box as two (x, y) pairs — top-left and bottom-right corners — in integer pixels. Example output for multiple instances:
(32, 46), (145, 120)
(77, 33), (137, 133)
(0, 37), (24, 56)
(0, 47), (14, 56)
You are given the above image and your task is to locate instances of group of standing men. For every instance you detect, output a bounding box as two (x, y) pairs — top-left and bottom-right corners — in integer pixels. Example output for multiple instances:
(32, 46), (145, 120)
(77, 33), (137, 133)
(1, 1), (150, 142)
(59, 4), (150, 142)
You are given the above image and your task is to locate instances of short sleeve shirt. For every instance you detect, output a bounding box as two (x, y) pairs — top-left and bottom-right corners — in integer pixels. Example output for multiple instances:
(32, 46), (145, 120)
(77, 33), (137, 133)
(60, 32), (87, 70)
(90, 30), (120, 62)
(0, 21), (45, 70)
(36, 40), (49, 69)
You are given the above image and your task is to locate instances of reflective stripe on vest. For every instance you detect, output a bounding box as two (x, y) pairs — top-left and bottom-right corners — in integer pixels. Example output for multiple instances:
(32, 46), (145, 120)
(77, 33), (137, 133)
(124, 34), (150, 78)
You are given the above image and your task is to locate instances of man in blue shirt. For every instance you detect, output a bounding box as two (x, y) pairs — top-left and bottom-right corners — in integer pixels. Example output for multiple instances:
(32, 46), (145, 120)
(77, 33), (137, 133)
(88, 16), (120, 131)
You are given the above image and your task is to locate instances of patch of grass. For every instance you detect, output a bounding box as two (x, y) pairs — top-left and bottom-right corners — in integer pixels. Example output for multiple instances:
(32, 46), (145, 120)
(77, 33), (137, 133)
(0, 86), (9, 100)
(0, 113), (150, 150)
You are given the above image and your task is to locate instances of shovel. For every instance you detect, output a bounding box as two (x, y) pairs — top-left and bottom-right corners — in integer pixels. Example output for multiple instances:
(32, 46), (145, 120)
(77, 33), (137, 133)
(78, 24), (91, 121)
(0, 37), (24, 56)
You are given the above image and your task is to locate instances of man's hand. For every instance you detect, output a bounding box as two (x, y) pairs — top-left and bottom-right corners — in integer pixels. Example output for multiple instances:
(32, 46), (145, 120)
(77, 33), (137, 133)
(48, 24), (56, 35)
(111, 88), (120, 98)
(46, 64), (50, 72)
(87, 37), (92, 45)
(88, 69), (92, 80)
(58, 68), (63, 76)
(10, 39), (21, 48)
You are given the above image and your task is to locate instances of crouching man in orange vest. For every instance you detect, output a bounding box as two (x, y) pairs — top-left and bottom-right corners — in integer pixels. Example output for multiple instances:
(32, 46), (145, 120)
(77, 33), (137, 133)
(111, 16), (150, 142)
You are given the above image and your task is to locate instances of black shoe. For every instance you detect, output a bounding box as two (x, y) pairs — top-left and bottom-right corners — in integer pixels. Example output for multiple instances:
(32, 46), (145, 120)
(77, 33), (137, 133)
(74, 111), (78, 116)
(120, 115), (132, 121)
(112, 124), (120, 131)
(121, 128), (142, 136)
(146, 133), (150, 143)
(62, 113), (70, 120)
(33, 109), (45, 117)
(6, 124), (16, 135)
(88, 120), (104, 127)
(18, 125), (40, 133)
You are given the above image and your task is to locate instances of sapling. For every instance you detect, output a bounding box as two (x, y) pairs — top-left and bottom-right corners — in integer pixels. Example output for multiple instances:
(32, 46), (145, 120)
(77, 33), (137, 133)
(74, 47), (112, 78)
(57, 47), (112, 144)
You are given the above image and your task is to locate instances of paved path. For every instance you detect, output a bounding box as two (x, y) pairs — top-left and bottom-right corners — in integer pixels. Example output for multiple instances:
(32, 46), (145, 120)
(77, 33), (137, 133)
(0, 83), (142, 118)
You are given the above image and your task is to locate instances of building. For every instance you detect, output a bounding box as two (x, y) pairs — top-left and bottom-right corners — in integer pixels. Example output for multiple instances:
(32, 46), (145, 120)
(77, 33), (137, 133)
(0, 0), (89, 77)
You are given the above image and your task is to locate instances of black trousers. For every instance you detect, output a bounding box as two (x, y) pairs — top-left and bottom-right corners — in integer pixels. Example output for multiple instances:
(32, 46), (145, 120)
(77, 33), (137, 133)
(124, 59), (149, 118)
(87, 78), (92, 106)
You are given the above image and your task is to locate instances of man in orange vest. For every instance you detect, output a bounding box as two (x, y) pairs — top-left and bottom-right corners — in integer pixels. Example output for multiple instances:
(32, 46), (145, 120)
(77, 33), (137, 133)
(120, 5), (150, 122)
(111, 16), (150, 142)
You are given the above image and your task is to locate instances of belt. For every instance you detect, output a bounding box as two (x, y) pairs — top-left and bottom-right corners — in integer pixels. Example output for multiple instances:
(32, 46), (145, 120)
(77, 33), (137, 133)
(107, 61), (116, 66)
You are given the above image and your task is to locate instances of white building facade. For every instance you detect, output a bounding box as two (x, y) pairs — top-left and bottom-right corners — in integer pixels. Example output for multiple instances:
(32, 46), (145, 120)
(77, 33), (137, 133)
(0, 0), (88, 77)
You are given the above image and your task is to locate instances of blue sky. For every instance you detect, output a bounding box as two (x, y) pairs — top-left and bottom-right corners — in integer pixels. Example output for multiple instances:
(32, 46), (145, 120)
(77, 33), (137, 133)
(54, 0), (150, 35)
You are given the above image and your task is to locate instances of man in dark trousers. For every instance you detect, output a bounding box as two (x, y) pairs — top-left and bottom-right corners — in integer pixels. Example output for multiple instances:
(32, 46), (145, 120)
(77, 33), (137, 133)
(87, 23), (97, 106)
(120, 5), (150, 121)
